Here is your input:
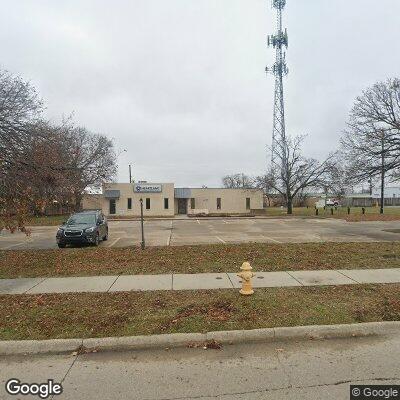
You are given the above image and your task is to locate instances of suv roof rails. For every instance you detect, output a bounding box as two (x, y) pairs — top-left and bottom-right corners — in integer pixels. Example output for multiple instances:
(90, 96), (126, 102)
(74, 209), (101, 214)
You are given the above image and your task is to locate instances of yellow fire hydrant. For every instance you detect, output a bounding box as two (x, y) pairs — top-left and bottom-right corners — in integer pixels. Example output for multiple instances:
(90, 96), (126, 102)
(237, 262), (255, 295)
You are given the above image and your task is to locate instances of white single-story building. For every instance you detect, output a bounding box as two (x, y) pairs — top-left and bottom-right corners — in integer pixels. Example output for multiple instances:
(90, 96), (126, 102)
(82, 182), (264, 217)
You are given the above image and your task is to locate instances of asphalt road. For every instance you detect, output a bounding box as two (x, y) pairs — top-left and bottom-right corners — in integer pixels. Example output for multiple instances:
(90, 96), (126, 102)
(1, 217), (400, 250)
(1, 333), (399, 399)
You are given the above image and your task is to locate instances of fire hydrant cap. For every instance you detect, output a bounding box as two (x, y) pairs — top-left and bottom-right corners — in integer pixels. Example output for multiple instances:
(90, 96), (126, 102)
(241, 262), (252, 271)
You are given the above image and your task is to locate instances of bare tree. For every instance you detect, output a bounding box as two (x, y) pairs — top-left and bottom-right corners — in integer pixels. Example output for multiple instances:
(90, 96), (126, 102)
(0, 70), (43, 163)
(0, 69), (117, 231)
(295, 190), (309, 207)
(222, 173), (253, 189)
(323, 155), (353, 201)
(0, 70), (44, 231)
(349, 78), (400, 135)
(252, 174), (275, 206)
(269, 135), (334, 214)
(58, 122), (117, 209)
(341, 78), (400, 213)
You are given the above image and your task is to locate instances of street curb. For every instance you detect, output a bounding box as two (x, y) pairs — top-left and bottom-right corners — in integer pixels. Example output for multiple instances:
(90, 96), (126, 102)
(1, 339), (83, 355)
(0, 321), (399, 356)
(105, 216), (325, 222)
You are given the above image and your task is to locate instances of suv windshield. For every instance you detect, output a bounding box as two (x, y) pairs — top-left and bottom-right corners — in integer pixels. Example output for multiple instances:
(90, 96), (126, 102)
(67, 214), (97, 225)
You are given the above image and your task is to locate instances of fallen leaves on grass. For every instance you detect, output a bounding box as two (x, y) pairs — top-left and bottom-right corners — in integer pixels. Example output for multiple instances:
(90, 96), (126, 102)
(2, 242), (400, 279)
(345, 215), (400, 222)
(160, 301), (236, 331)
(1, 285), (400, 341)
(382, 297), (400, 321)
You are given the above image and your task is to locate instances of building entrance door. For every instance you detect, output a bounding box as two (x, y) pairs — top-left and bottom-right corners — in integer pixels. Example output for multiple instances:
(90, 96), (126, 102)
(177, 199), (187, 214)
(109, 199), (116, 215)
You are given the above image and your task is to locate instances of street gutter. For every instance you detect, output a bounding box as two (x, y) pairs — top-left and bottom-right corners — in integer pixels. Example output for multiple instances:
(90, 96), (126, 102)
(1, 321), (399, 356)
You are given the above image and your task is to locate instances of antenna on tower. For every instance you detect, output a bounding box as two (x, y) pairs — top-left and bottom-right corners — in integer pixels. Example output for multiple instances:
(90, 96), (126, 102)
(266, 0), (289, 170)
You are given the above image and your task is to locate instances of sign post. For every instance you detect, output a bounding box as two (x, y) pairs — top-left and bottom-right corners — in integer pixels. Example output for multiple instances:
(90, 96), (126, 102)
(140, 198), (145, 250)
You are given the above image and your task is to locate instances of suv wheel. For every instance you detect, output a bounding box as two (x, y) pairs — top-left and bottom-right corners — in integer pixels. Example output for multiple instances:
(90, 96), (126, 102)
(58, 243), (66, 249)
(103, 230), (108, 241)
(94, 233), (100, 247)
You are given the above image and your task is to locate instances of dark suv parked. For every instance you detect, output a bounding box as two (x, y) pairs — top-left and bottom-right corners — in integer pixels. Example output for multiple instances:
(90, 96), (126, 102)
(56, 210), (108, 248)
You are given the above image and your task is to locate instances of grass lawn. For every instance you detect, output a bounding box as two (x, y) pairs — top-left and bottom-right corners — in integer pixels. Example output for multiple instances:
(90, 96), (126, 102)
(24, 207), (400, 226)
(27, 215), (68, 226)
(0, 284), (399, 340)
(265, 206), (400, 221)
(1, 242), (400, 279)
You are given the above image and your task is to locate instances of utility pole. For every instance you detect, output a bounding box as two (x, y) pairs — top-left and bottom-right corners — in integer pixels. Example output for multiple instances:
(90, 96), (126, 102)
(380, 132), (385, 215)
(129, 164), (132, 184)
(140, 198), (145, 249)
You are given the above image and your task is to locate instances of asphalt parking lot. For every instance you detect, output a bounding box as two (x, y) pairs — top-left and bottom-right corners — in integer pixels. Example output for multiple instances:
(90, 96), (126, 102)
(1, 217), (400, 250)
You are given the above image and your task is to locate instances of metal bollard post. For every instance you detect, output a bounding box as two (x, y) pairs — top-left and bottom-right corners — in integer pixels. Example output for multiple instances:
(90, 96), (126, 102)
(347, 207), (350, 215)
(331, 208), (334, 216)
(316, 208), (319, 216)
(140, 198), (145, 250)
(362, 207), (365, 215)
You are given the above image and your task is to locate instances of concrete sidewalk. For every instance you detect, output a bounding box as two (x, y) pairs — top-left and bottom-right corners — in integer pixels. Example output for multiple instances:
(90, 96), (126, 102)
(1, 268), (400, 295)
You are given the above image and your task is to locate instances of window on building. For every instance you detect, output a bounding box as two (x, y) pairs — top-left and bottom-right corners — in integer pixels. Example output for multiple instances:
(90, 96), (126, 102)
(190, 198), (195, 209)
(146, 198), (151, 210)
(127, 198), (132, 210)
(109, 199), (116, 215)
(217, 198), (221, 210)
(164, 198), (169, 209)
(246, 198), (251, 210)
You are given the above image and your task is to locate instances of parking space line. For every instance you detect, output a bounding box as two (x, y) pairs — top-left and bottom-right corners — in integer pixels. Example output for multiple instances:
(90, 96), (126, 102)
(216, 236), (226, 244)
(4, 242), (25, 250)
(167, 221), (173, 246)
(108, 237), (121, 247)
(263, 236), (283, 244)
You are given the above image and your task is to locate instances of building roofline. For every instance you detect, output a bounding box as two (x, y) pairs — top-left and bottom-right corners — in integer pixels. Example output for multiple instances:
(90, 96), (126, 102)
(176, 187), (261, 190)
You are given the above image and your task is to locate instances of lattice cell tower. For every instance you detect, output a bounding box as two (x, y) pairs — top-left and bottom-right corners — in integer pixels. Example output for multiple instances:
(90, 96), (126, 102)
(266, 0), (289, 167)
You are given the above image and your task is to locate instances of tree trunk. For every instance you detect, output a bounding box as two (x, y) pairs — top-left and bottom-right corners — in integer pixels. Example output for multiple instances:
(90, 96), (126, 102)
(380, 170), (385, 214)
(380, 134), (385, 215)
(287, 197), (293, 215)
(74, 192), (83, 212)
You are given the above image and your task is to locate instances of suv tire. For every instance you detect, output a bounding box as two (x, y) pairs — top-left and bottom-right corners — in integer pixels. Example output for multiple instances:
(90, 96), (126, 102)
(58, 243), (66, 249)
(103, 230), (108, 241)
(94, 233), (100, 247)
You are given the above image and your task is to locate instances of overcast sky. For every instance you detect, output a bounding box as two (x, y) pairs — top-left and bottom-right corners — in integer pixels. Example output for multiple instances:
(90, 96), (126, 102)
(1, 0), (399, 187)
